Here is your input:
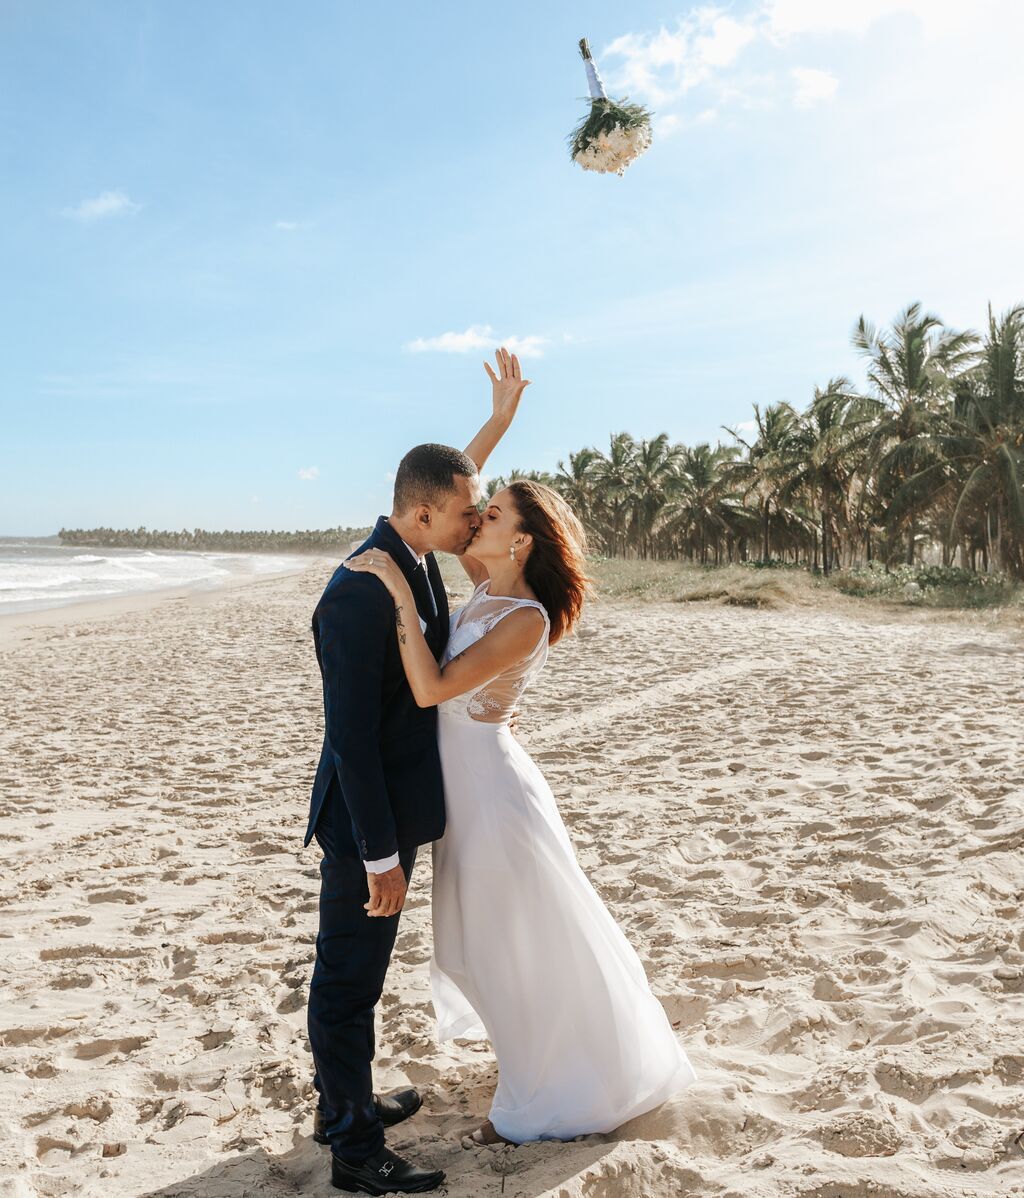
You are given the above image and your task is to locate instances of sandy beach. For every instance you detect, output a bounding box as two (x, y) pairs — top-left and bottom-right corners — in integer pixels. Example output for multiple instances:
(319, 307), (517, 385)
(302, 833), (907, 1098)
(1, 562), (1022, 1198)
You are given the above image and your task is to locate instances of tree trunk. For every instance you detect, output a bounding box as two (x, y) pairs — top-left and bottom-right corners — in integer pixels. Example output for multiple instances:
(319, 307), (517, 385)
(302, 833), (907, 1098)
(996, 503), (1004, 574)
(821, 490), (832, 578)
(762, 503), (770, 562)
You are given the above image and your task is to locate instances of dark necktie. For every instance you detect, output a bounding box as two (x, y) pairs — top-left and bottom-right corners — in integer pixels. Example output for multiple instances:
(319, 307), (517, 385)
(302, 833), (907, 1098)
(415, 560), (438, 618)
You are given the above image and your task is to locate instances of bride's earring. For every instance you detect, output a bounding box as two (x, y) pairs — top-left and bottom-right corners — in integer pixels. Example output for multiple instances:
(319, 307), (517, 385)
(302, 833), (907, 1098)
(509, 543), (517, 562)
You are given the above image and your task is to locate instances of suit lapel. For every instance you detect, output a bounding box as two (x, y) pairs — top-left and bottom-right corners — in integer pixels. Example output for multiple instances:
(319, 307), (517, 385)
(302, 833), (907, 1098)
(370, 516), (445, 654)
(424, 552), (449, 644)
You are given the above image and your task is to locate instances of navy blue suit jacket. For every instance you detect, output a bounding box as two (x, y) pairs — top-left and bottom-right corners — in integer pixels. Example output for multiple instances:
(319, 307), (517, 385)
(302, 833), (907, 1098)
(305, 516), (450, 858)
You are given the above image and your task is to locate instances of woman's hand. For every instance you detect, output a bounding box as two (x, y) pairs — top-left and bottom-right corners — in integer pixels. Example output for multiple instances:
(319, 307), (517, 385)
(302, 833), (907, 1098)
(344, 549), (414, 608)
(484, 346), (531, 425)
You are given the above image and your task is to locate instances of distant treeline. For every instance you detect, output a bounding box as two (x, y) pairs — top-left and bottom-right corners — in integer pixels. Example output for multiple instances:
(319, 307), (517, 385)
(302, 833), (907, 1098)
(491, 300), (1024, 580)
(58, 526), (373, 554)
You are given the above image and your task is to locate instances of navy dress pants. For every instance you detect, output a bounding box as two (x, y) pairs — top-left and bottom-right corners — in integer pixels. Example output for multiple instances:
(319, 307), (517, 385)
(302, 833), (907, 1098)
(307, 800), (417, 1162)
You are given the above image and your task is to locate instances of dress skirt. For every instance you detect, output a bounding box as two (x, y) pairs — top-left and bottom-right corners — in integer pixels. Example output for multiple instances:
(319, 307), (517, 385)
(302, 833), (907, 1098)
(430, 710), (697, 1143)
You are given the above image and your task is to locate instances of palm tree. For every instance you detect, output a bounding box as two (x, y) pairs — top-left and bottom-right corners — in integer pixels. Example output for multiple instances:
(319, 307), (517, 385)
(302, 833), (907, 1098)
(942, 305), (1024, 577)
(853, 302), (978, 564)
(661, 442), (738, 565)
(724, 402), (799, 563)
(553, 448), (602, 530)
(776, 379), (877, 575)
(627, 434), (685, 559)
(590, 433), (638, 556)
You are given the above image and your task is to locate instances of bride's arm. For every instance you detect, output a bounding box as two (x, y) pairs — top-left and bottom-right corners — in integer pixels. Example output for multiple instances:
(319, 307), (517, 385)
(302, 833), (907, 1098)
(344, 550), (545, 706)
(459, 347), (532, 587)
(463, 346), (531, 473)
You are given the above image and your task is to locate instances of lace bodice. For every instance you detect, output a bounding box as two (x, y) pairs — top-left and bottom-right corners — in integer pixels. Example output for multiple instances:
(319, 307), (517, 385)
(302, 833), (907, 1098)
(437, 579), (550, 725)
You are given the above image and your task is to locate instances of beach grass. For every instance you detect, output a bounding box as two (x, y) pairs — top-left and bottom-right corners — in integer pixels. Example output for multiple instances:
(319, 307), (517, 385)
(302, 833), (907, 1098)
(437, 552), (1024, 619)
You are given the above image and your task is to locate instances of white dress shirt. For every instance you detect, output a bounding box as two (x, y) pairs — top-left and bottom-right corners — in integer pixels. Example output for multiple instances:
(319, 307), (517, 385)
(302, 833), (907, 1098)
(363, 529), (434, 875)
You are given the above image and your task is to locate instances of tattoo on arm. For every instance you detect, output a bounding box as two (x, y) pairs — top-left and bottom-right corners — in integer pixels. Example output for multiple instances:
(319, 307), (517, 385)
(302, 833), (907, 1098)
(395, 603), (407, 645)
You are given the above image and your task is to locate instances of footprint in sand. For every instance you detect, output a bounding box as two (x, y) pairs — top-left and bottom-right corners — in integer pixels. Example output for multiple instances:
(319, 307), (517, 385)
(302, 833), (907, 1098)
(35, 1135), (76, 1159)
(0, 1024), (75, 1047)
(195, 1023), (233, 1050)
(73, 1036), (149, 1060)
(818, 1110), (904, 1157)
(87, 887), (142, 904)
(51, 972), (93, 990)
(26, 1060), (57, 1079)
(40, 944), (144, 962)
(199, 929), (266, 946)
(64, 1097), (113, 1121)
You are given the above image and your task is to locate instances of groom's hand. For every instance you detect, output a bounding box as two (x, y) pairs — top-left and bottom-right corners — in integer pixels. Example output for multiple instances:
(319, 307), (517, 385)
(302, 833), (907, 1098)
(364, 864), (407, 918)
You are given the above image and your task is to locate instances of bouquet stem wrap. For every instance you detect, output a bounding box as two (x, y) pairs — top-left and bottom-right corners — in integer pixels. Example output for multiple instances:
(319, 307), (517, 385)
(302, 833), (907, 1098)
(570, 38), (653, 176)
(583, 52), (608, 101)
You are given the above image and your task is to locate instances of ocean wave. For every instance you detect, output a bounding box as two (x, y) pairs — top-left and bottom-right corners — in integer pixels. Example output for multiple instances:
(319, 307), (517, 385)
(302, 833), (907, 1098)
(0, 547), (299, 613)
(0, 570), (84, 591)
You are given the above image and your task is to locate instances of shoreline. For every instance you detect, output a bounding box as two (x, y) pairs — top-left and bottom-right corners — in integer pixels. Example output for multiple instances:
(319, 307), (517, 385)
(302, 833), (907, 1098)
(0, 556), (326, 649)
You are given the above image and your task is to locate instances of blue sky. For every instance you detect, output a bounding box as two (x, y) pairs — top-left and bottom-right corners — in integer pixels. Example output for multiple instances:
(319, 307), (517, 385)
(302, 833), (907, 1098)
(3, 0), (1022, 535)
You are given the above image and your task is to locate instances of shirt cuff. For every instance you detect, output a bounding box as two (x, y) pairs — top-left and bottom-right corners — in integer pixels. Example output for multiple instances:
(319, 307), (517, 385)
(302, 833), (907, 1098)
(363, 852), (400, 874)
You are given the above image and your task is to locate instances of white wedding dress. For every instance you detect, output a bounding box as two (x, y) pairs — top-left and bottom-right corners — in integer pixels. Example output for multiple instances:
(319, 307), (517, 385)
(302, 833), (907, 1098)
(430, 579), (697, 1143)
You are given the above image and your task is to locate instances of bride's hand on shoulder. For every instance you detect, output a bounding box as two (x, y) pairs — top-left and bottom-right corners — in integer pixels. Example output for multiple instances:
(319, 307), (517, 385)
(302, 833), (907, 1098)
(345, 549), (412, 606)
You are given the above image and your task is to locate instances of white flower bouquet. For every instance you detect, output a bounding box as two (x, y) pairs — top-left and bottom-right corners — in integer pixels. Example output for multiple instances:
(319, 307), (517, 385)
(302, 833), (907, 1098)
(569, 38), (653, 177)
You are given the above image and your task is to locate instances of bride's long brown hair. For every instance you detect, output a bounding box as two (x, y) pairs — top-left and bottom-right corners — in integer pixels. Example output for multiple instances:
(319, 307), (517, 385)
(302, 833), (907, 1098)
(508, 480), (592, 645)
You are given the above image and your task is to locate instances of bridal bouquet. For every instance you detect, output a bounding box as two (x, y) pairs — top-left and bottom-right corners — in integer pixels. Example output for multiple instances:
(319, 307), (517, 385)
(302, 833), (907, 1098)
(569, 38), (653, 176)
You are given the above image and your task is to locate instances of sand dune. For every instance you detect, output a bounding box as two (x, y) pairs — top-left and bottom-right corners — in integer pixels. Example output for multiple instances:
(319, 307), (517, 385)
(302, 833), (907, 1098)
(1, 563), (1022, 1197)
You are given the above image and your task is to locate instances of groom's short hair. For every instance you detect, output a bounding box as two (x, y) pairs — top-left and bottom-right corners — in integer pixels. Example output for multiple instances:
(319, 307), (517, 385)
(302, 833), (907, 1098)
(393, 443), (478, 514)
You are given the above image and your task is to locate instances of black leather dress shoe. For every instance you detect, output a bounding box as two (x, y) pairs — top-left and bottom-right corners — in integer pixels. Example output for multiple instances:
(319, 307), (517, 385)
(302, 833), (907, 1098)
(331, 1145), (444, 1195)
(314, 1089), (423, 1144)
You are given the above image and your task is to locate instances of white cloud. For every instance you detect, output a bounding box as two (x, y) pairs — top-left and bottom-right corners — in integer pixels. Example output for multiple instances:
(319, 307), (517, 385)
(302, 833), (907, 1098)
(696, 14), (758, 66)
(61, 190), (141, 222)
(275, 220), (299, 231)
(764, 0), (997, 40)
(604, 12), (757, 106)
(601, 2), (1021, 128)
(298, 466), (319, 481)
(791, 66), (838, 107)
(405, 325), (548, 357)
(406, 324), (495, 354)
(600, 3), (1000, 118)
(503, 334), (548, 358)
(385, 470), (396, 481)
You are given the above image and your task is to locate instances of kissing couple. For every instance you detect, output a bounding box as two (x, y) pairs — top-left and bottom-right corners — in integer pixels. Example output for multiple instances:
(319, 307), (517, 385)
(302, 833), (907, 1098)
(304, 348), (696, 1194)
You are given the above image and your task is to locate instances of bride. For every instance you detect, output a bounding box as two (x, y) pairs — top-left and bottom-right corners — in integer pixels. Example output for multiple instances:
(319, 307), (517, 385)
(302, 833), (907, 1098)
(345, 478), (696, 1145)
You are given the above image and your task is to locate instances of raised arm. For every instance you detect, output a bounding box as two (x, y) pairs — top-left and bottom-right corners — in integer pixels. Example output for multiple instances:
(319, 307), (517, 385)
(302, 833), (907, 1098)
(460, 347), (531, 587)
(343, 550), (546, 707)
(464, 346), (531, 470)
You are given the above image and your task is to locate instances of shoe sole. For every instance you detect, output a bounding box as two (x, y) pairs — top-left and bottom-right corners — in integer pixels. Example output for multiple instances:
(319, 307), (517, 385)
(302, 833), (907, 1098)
(331, 1175), (444, 1195)
(316, 1094), (425, 1145)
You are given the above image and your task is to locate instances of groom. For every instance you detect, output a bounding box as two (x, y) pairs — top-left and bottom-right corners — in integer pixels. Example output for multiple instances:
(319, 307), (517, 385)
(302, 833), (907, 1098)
(305, 349), (529, 1194)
